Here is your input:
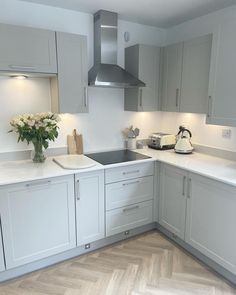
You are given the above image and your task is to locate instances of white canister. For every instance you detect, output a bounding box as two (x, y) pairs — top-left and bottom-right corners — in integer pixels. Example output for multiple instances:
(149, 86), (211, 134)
(126, 138), (136, 150)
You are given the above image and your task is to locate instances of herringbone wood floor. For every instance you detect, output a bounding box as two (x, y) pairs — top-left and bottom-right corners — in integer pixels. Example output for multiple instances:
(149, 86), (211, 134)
(0, 231), (235, 295)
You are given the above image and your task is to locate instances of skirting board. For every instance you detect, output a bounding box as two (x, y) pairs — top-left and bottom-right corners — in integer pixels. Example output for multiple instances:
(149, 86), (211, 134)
(0, 223), (156, 283)
(157, 224), (236, 287)
(0, 222), (235, 287)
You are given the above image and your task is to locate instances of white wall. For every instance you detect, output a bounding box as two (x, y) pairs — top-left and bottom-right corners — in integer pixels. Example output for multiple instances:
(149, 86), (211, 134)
(162, 4), (236, 152)
(0, 0), (165, 153)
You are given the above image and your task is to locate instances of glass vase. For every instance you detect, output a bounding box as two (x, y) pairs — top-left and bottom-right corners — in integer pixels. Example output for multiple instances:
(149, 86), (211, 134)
(32, 141), (46, 163)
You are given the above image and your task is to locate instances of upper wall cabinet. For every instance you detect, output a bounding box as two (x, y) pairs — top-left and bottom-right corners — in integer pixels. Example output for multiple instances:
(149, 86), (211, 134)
(161, 43), (183, 112)
(207, 20), (236, 127)
(161, 35), (212, 114)
(51, 32), (88, 114)
(124, 44), (161, 112)
(0, 23), (57, 74)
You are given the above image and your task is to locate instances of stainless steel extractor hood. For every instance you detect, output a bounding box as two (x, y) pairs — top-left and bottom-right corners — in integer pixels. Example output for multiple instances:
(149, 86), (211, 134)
(88, 10), (145, 88)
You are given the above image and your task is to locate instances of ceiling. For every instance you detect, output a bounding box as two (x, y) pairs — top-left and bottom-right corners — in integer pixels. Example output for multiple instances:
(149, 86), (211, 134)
(19, 0), (236, 28)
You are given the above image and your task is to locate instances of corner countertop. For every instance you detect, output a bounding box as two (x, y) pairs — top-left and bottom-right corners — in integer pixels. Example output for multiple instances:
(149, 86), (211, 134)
(135, 148), (236, 187)
(0, 148), (236, 187)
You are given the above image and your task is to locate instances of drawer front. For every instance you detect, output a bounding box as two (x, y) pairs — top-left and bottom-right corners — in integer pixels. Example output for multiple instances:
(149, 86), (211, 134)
(105, 162), (154, 184)
(106, 200), (153, 237)
(106, 176), (154, 210)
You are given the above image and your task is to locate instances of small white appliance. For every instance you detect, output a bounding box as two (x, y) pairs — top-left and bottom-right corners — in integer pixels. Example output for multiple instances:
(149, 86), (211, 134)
(148, 133), (176, 150)
(175, 126), (193, 154)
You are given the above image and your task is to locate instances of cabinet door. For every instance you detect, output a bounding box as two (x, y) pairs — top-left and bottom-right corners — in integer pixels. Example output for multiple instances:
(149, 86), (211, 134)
(0, 23), (57, 73)
(207, 20), (236, 127)
(0, 176), (76, 269)
(0, 228), (5, 272)
(75, 170), (105, 246)
(138, 45), (160, 111)
(124, 45), (160, 112)
(159, 164), (187, 239)
(186, 173), (236, 274)
(52, 32), (88, 114)
(161, 43), (183, 112)
(180, 35), (212, 114)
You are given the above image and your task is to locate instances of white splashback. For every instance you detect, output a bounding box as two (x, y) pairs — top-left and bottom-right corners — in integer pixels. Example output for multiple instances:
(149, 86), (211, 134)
(0, 0), (164, 155)
(161, 4), (236, 152)
(1, 0), (236, 156)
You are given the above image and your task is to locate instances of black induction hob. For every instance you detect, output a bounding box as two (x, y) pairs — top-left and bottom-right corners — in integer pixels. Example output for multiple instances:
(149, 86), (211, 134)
(85, 149), (151, 165)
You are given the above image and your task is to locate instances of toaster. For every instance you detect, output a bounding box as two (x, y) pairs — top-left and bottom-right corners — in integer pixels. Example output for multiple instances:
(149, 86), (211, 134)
(148, 133), (176, 150)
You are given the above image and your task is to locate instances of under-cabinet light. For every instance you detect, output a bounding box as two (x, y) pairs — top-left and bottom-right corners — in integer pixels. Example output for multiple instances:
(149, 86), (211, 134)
(10, 75), (28, 80)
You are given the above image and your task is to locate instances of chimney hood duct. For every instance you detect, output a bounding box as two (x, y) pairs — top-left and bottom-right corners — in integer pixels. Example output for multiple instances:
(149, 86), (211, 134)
(88, 10), (145, 88)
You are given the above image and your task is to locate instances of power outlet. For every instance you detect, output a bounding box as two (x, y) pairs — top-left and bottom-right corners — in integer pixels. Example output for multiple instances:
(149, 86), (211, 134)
(85, 243), (90, 250)
(124, 230), (130, 236)
(222, 129), (232, 139)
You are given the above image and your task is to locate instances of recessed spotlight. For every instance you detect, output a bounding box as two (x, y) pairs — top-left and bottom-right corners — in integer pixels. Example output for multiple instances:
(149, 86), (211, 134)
(10, 75), (28, 80)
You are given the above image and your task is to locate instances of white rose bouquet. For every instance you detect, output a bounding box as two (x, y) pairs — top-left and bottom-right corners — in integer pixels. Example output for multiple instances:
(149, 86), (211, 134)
(9, 112), (61, 163)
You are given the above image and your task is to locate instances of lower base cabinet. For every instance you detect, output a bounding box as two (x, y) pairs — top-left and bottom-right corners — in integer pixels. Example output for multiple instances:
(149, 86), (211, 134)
(0, 176), (76, 269)
(159, 164), (187, 240)
(186, 173), (236, 274)
(159, 163), (236, 275)
(75, 170), (105, 246)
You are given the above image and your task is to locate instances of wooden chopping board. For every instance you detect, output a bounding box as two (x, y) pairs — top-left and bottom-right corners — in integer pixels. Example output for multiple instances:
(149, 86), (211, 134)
(67, 129), (83, 154)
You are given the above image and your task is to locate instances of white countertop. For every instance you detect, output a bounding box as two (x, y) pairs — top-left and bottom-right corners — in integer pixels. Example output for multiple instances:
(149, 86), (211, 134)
(136, 148), (236, 187)
(0, 148), (236, 187)
(0, 156), (104, 186)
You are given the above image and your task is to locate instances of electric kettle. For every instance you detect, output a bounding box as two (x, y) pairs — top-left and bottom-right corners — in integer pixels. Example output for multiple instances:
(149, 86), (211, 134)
(175, 126), (193, 154)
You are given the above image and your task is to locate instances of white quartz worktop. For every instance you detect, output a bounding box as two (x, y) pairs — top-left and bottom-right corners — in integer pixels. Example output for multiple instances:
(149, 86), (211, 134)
(0, 156), (104, 186)
(136, 148), (236, 187)
(1, 148), (236, 187)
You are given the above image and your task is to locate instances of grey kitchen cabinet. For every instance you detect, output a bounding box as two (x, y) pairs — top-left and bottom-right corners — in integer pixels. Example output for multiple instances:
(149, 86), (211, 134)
(180, 35), (212, 113)
(161, 42), (183, 112)
(161, 35), (212, 114)
(0, 176), (76, 269)
(75, 170), (105, 246)
(105, 162), (154, 236)
(186, 173), (236, 274)
(207, 19), (236, 127)
(159, 163), (188, 240)
(124, 44), (161, 111)
(0, 23), (57, 74)
(51, 32), (88, 114)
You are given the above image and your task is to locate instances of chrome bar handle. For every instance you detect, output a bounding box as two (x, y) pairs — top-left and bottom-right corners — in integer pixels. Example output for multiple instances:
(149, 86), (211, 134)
(176, 88), (179, 107)
(75, 179), (80, 200)
(187, 178), (192, 199)
(84, 86), (88, 108)
(182, 176), (186, 196)
(123, 205), (139, 213)
(25, 180), (51, 188)
(139, 89), (143, 108)
(123, 170), (140, 175)
(123, 180), (140, 186)
(9, 65), (35, 70)
(207, 96), (212, 117)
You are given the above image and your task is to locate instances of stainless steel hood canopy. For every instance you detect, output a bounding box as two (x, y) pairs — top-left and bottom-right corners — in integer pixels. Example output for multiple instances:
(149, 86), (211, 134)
(88, 10), (145, 88)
